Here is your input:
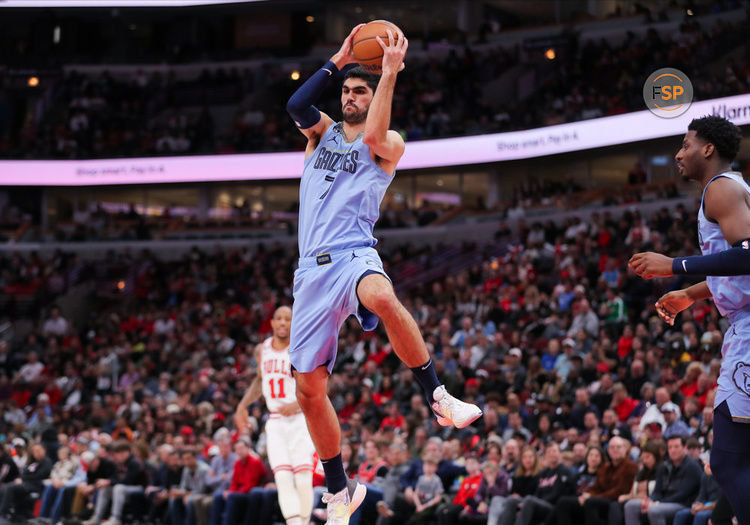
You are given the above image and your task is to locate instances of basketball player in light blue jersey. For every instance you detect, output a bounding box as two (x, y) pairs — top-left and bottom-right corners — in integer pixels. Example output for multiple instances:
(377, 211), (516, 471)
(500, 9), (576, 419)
(285, 25), (482, 525)
(629, 116), (749, 524)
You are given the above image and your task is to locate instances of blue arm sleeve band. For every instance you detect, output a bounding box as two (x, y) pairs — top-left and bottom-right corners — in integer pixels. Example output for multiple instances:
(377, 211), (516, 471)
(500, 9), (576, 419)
(286, 60), (338, 129)
(672, 238), (750, 276)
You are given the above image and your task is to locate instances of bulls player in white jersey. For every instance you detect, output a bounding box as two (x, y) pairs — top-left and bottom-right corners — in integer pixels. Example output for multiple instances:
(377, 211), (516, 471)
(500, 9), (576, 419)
(236, 306), (315, 525)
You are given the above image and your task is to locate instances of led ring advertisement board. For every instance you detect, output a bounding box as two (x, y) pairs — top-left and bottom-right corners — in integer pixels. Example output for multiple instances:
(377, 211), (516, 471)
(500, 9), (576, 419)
(1, 93), (749, 186)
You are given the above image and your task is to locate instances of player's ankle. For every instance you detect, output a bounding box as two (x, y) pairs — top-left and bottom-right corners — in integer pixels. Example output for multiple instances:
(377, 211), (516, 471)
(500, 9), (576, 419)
(320, 453), (347, 494)
(410, 359), (441, 402)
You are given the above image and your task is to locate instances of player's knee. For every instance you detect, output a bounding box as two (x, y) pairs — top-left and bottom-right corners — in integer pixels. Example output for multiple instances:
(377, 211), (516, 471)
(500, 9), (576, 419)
(274, 470), (295, 493)
(366, 288), (398, 318)
(295, 379), (322, 408)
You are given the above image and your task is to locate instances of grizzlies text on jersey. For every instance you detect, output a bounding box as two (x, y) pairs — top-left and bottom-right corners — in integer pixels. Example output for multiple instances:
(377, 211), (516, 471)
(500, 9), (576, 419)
(297, 122), (393, 258)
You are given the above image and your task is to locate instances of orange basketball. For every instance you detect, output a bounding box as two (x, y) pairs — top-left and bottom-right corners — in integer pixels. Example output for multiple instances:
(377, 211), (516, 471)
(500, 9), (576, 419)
(351, 20), (403, 74)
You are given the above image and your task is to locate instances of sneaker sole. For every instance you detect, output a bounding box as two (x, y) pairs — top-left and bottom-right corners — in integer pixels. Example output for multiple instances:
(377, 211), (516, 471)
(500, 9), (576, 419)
(454, 409), (483, 429)
(436, 415), (450, 426)
(349, 482), (367, 515)
(434, 409), (483, 428)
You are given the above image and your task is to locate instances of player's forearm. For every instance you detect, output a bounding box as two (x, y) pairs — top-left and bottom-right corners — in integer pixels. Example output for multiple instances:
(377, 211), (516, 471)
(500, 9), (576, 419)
(238, 379), (262, 410)
(363, 72), (397, 144)
(673, 242), (750, 276)
(286, 62), (338, 128)
(685, 281), (712, 301)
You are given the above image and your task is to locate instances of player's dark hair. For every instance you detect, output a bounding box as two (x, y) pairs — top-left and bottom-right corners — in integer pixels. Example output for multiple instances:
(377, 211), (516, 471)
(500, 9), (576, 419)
(688, 116), (742, 161)
(344, 66), (380, 93)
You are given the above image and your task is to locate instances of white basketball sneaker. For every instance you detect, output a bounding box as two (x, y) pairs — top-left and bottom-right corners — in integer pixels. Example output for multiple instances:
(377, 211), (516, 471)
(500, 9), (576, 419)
(431, 385), (483, 428)
(322, 478), (367, 525)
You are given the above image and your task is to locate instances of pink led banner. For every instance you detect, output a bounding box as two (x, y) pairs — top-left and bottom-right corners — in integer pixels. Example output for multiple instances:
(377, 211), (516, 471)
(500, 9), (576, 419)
(1, 93), (748, 186)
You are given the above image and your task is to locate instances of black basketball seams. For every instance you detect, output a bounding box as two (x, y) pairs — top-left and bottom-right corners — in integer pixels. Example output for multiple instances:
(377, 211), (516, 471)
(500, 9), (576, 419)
(353, 36), (400, 61)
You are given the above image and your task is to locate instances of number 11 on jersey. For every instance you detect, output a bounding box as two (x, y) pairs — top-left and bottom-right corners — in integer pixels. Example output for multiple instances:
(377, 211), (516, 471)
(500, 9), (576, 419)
(268, 377), (286, 399)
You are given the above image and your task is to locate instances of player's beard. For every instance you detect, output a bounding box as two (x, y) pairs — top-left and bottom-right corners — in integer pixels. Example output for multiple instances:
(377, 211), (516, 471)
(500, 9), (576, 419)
(343, 105), (368, 124)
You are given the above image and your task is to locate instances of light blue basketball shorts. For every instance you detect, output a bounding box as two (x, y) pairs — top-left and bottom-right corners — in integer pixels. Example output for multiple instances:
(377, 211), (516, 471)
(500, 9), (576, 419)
(717, 311), (750, 423)
(289, 246), (389, 374)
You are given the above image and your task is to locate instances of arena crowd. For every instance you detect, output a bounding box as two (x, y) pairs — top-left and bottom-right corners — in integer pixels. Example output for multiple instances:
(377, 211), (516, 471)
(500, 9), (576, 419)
(1, 9), (748, 160)
(0, 194), (736, 524)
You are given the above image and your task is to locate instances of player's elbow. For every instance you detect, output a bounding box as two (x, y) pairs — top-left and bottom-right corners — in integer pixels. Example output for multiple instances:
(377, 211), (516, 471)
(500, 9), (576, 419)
(286, 97), (303, 117)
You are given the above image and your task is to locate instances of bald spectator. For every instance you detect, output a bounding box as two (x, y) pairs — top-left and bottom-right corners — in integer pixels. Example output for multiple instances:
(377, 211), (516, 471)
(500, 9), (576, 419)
(580, 437), (638, 525)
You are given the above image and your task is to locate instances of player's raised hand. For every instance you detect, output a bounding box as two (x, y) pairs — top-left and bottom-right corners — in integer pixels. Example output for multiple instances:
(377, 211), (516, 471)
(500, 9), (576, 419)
(655, 289), (694, 326)
(628, 251), (674, 279)
(332, 24), (367, 67)
(376, 28), (408, 75)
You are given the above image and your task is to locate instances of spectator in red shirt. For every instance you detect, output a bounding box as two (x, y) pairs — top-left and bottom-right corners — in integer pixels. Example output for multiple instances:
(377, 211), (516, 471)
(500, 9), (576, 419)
(616, 325), (634, 359)
(678, 362), (703, 399)
(380, 401), (405, 432)
(210, 437), (268, 525)
(435, 454), (482, 524)
(610, 383), (638, 422)
(357, 439), (388, 484)
(337, 391), (358, 424)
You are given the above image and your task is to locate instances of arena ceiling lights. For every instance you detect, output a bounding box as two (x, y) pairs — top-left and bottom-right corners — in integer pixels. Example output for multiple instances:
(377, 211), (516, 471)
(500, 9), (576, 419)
(0, 0), (263, 7)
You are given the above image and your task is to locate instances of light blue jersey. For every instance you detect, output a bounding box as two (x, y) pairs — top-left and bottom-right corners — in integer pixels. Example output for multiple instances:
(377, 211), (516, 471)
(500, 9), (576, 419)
(297, 122), (393, 258)
(289, 122), (393, 374)
(698, 172), (750, 421)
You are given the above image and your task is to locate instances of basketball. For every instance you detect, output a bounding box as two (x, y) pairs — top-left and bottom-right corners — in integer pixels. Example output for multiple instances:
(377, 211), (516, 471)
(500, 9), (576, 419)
(352, 20), (403, 74)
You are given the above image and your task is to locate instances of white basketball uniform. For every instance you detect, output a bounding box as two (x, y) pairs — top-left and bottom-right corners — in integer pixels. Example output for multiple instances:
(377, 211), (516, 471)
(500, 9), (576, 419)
(260, 337), (316, 476)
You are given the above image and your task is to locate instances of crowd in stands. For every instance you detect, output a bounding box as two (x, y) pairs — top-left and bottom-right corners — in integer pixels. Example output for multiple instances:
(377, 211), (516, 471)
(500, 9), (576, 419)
(517, 16), (750, 129)
(1, 7), (749, 160)
(0, 170), (692, 245)
(0, 192), (739, 524)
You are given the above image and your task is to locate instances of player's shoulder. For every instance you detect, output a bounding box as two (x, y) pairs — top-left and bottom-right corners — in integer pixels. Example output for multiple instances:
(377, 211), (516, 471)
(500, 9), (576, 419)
(707, 171), (748, 187)
(705, 174), (748, 202)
